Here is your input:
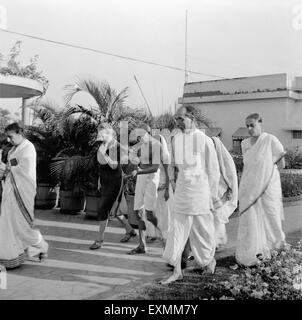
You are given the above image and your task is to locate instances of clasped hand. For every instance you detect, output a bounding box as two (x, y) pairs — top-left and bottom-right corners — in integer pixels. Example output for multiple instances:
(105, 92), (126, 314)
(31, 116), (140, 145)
(0, 162), (9, 180)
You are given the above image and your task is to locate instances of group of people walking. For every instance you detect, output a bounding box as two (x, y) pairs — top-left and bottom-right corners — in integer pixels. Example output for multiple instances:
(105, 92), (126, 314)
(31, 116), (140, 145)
(89, 105), (287, 284)
(0, 105), (287, 287)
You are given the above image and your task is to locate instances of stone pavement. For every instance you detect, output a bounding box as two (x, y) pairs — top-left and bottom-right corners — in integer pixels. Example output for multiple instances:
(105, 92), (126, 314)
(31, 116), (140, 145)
(0, 209), (168, 300)
(0, 202), (301, 300)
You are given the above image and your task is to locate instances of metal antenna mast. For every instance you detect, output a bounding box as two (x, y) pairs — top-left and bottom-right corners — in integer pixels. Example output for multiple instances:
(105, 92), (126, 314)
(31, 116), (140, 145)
(185, 10), (188, 83)
(134, 75), (152, 116)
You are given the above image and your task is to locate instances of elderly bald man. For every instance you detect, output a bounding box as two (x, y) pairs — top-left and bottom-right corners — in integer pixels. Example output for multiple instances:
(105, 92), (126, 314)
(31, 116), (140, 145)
(127, 124), (165, 255)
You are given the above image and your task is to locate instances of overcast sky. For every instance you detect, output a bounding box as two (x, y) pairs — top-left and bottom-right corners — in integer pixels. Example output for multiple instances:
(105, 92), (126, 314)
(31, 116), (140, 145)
(0, 0), (301, 116)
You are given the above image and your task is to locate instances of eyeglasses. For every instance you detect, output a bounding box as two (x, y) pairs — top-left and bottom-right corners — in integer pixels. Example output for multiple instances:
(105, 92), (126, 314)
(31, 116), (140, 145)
(174, 116), (185, 122)
(174, 113), (194, 122)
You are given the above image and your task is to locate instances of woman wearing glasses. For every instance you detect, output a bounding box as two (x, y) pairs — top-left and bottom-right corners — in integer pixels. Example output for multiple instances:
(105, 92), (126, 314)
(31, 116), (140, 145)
(235, 113), (286, 267)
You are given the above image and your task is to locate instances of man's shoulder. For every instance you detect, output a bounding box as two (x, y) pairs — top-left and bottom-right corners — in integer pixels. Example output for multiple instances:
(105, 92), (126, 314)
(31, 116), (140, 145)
(194, 129), (211, 143)
(263, 132), (276, 141)
(24, 139), (35, 149)
(150, 136), (161, 146)
(194, 128), (207, 138)
(241, 137), (250, 146)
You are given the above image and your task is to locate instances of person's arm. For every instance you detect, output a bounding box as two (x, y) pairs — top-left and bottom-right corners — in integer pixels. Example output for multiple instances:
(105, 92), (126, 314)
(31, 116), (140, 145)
(162, 163), (170, 201)
(97, 143), (118, 169)
(132, 164), (159, 176)
(205, 137), (221, 210)
(8, 142), (36, 180)
(159, 135), (170, 189)
(170, 135), (178, 185)
(276, 155), (286, 171)
(271, 135), (286, 170)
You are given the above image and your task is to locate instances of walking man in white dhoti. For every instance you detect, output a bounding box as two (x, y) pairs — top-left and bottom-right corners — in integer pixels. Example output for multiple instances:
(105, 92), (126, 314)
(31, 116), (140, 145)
(161, 105), (221, 284)
(211, 137), (238, 249)
(0, 123), (48, 269)
(128, 124), (163, 255)
(235, 113), (286, 267)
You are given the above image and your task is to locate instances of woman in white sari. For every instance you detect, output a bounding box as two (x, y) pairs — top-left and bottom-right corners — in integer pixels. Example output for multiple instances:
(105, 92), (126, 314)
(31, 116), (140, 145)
(236, 114), (286, 267)
(0, 123), (48, 269)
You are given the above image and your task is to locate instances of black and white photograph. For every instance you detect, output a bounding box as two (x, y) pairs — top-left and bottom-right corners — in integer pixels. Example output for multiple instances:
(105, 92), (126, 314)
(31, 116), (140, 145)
(0, 0), (302, 305)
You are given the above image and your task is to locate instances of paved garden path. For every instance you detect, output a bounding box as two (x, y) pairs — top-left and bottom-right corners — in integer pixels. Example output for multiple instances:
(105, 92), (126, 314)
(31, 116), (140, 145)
(0, 209), (168, 300)
(0, 202), (301, 300)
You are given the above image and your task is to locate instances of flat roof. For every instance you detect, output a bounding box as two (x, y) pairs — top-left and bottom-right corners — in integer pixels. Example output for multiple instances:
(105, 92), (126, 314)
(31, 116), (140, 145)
(232, 127), (250, 138)
(0, 75), (44, 98)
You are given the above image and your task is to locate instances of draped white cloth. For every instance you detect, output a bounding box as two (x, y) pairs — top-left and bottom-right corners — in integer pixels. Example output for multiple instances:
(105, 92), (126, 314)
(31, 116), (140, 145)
(163, 129), (220, 267)
(0, 139), (48, 269)
(172, 129), (221, 216)
(235, 132), (286, 266)
(212, 137), (238, 246)
(145, 185), (173, 240)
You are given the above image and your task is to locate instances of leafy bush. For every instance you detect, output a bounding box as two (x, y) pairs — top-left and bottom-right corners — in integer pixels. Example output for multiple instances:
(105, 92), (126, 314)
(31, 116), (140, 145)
(281, 171), (302, 198)
(205, 243), (302, 300)
(285, 147), (302, 169)
(230, 152), (244, 175)
(0, 41), (49, 93)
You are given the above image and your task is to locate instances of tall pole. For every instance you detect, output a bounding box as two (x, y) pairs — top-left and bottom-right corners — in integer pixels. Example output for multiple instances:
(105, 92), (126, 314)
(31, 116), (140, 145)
(185, 10), (188, 83)
(134, 75), (152, 116)
(22, 98), (30, 126)
(161, 89), (164, 114)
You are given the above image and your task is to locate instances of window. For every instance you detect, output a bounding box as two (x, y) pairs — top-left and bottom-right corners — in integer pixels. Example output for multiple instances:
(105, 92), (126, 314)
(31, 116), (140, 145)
(293, 130), (302, 139)
(233, 139), (242, 154)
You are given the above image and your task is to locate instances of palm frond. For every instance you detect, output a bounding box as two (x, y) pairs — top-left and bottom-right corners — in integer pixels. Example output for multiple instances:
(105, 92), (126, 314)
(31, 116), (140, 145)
(64, 104), (96, 120)
(64, 79), (108, 116)
(50, 154), (96, 188)
(105, 86), (129, 120)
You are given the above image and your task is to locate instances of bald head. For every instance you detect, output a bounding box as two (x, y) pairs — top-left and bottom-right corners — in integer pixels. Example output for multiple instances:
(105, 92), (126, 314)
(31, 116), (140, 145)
(137, 123), (151, 133)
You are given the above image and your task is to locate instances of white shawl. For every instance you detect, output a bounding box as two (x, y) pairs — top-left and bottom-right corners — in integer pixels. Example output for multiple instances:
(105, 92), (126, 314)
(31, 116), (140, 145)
(239, 132), (285, 214)
(212, 137), (238, 221)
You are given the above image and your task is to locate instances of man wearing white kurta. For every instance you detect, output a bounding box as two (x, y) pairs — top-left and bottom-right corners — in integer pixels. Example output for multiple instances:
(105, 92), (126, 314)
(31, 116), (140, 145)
(161, 106), (221, 284)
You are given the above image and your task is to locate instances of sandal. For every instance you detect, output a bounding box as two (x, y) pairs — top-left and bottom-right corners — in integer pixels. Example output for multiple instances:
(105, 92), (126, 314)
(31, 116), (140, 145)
(89, 240), (102, 250)
(120, 231), (137, 243)
(127, 247), (146, 255)
(146, 236), (157, 243)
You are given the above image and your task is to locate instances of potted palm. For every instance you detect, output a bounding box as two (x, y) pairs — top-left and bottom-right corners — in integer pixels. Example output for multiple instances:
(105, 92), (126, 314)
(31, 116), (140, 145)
(56, 78), (149, 218)
(26, 102), (65, 209)
(49, 115), (97, 214)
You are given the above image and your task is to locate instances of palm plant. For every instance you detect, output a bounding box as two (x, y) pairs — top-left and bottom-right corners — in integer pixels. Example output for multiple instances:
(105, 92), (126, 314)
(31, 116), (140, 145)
(64, 79), (129, 125)
(151, 112), (176, 131)
(26, 100), (65, 184)
(50, 79), (149, 193)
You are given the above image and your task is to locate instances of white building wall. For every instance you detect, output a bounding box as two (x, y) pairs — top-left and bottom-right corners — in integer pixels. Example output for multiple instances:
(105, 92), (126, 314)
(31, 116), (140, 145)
(285, 99), (302, 150)
(180, 74), (302, 152)
(195, 98), (295, 151)
(184, 73), (287, 96)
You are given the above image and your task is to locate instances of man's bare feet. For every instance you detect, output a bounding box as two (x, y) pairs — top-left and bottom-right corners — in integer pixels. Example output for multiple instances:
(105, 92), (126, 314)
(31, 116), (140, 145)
(159, 271), (183, 285)
(204, 258), (216, 274)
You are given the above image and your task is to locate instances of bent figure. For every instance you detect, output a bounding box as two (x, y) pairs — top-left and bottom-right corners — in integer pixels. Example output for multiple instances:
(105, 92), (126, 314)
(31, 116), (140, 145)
(235, 113), (286, 267)
(0, 123), (48, 269)
(89, 123), (124, 250)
